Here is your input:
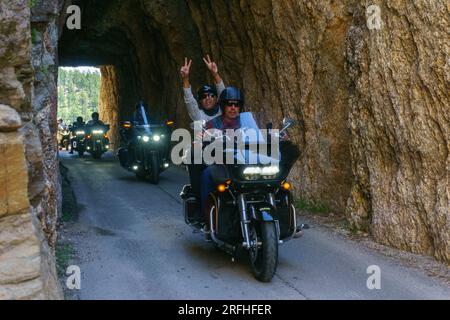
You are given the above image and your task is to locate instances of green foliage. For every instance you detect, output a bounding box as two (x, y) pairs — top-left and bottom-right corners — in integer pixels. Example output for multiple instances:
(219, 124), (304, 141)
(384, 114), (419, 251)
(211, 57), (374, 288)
(31, 28), (39, 44)
(39, 65), (49, 77)
(28, 0), (37, 8)
(56, 243), (75, 276)
(58, 68), (101, 124)
(295, 196), (331, 215)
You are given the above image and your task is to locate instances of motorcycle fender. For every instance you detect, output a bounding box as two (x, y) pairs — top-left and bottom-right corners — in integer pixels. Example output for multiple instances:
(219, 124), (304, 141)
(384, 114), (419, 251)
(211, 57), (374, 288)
(251, 202), (279, 222)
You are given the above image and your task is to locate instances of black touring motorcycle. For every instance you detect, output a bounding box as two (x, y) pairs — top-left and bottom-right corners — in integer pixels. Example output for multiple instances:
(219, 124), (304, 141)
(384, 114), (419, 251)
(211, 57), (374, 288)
(71, 126), (87, 156)
(85, 124), (110, 159)
(117, 111), (173, 184)
(180, 112), (305, 282)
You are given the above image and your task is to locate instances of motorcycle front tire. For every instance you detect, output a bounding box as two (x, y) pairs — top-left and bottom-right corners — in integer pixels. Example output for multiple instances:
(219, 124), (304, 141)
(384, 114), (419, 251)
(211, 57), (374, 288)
(250, 221), (278, 282)
(149, 154), (160, 184)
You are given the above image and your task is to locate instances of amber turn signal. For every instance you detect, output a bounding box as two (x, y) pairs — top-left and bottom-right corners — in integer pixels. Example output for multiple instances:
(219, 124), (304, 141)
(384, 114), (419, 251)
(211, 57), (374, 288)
(282, 182), (291, 190)
(217, 184), (227, 192)
(166, 121), (174, 126)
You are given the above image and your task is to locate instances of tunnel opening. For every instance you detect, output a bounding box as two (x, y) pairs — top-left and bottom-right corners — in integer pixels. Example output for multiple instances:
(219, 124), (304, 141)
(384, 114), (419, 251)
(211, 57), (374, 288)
(57, 66), (101, 126)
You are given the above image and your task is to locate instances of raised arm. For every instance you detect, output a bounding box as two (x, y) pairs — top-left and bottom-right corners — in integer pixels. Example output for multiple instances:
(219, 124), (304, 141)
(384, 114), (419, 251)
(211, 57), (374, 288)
(203, 55), (225, 97)
(181, 57), (202, 121)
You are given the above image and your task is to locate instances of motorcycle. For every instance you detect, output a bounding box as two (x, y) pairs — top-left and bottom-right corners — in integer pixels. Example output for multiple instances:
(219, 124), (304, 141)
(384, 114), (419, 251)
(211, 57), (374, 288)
(118, 120), (173, 184)
(180, 112), (304, 282)
(60, 128), (71, 151)
(85, 124), (110, 159)
(71, 126), (87, 156)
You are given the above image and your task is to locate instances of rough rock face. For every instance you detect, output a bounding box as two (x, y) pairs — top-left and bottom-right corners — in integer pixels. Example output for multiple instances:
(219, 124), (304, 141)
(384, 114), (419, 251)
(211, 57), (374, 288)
(346, 0), (449, 262)
(99, 66), (120, 149)
(0, 0), (62, 299)
(58, 0), (448, 262)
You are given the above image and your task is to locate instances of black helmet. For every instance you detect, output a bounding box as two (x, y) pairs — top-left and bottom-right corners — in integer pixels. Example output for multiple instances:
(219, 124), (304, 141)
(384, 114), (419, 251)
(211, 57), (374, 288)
(196, 85), (217, 102)
(91, 112), (99, 120)
(76, 116), (83, 123)
(219, 87), (244, 110)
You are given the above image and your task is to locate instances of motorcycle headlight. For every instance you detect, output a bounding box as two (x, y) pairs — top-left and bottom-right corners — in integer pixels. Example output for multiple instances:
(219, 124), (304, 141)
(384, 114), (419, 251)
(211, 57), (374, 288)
(76, 131), (85, 135)
(92, 130), (104, 135)
(152, 135), (161, 142)
(243, 167), (262, 175)
(142, 136), (150, 142)
(242, 166), (280, 180)
(261, 165), (280, 176)
(243, 167), (261, 180)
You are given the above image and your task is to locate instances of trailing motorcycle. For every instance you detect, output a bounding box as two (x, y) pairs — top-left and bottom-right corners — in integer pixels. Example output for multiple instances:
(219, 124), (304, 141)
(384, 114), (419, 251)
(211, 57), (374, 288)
(180, 112), (304, 282)
(85, 124), (110, 159)
(118, 120), (173, 184)
(71, 126), (87, 156)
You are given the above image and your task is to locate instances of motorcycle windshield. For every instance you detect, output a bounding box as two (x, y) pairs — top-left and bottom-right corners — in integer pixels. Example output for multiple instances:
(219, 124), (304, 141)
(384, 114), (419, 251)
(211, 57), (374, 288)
(222, 112), (280, 166)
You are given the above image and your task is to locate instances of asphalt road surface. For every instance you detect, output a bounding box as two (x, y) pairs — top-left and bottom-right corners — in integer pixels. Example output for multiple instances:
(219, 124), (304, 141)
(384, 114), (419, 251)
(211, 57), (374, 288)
(59, 151), (450, 300)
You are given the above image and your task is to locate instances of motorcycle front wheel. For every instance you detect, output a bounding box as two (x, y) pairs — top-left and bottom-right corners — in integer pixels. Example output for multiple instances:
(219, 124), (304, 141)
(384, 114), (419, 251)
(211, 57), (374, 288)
(249, 221), (278, 282)
(148, 154), (160, 184)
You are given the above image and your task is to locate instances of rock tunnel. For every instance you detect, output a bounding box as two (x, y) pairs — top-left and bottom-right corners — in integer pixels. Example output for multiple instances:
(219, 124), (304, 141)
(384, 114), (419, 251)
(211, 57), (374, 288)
(0, 0), (448, 298)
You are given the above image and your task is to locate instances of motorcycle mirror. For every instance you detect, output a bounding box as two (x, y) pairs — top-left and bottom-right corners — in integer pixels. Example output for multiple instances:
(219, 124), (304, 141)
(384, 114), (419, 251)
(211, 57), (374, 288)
(280, 118), (296, 134)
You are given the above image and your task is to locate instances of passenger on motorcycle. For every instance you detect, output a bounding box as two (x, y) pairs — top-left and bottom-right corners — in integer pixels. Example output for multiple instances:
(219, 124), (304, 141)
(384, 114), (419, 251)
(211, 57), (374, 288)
(180, 55), (226, 122)
(181, 56), (227, 209)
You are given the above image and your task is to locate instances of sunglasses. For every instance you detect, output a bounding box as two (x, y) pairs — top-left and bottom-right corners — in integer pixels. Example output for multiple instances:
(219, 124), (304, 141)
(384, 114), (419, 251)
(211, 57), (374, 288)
(201, 93), (216, 99)
(224, 101), (241, 108)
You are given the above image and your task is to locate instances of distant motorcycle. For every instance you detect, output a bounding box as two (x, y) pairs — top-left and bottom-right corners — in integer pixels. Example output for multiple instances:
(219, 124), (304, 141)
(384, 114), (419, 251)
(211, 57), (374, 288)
(118, 120), (173, 184)
(85, 124), (110, 159)
(180, 112), (305, 282)
(72, 127), (87, 156)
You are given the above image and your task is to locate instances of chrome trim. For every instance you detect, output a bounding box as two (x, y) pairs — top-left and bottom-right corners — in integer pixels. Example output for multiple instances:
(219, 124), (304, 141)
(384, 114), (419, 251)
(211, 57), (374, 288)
(238, 194), (251, 249)
(209, 206), (235, 253)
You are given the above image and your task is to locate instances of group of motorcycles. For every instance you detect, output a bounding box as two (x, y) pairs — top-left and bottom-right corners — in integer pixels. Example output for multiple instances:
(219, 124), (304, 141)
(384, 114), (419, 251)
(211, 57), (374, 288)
(61, 109), (305, 283)
(59, 122), (111, 159)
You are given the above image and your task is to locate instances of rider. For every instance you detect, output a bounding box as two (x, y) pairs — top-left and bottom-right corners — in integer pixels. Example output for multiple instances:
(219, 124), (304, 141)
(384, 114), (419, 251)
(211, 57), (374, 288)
(180, 55), (225, 121)
(86, 111), (105, 127)
(131, 101), (151, 126)
(57, 118), (68, 149)
(199, 87), (244, 233)
(69, 116), (85, 154)
(181, 56), (227, 208)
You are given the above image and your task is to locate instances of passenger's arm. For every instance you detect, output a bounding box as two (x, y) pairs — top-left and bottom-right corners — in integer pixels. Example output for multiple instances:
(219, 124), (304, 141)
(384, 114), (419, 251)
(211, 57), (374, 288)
(183, 87), (203, 121)
(181, 58), (203, 121)
(203, 55), (224, 97)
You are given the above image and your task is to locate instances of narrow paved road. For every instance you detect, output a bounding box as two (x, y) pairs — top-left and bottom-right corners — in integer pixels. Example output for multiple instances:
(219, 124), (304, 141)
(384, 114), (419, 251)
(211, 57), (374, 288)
(59, 152), (450, 300)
